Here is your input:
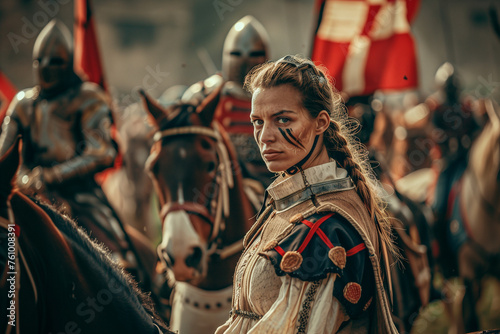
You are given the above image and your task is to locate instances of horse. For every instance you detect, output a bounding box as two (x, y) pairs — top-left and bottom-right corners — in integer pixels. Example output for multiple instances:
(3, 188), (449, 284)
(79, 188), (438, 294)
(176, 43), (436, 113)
(102, 103), (160, 242)
(435, 99), (500, 333)
(0, 137), (173, 334)
(346, 97), (436, 333)
(357, 148), (435, 333)
(139, 86), (260, 333)
(102, 85), (191, 243)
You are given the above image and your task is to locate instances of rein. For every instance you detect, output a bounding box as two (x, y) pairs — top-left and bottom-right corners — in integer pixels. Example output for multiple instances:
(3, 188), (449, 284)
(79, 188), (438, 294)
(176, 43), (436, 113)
(0, 200), (38, 334)
(154, 122), (243, 259)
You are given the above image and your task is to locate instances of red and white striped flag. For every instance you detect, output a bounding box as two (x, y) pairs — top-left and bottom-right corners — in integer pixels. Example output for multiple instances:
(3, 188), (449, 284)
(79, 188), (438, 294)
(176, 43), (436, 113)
(0, 71), (17, 128)
(311, 0), (420, 96)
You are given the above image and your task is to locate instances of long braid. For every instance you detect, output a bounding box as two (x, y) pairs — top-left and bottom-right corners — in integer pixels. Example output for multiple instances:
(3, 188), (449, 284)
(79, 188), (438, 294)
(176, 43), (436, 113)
(328, 120), (370, 208)
(326, 120), (397, 258)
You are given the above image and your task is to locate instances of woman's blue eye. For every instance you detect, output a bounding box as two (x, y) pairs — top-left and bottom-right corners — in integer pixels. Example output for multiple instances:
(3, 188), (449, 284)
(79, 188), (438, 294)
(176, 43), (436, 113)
(277, 117), (290, 124)
(252, 119), (263, 126)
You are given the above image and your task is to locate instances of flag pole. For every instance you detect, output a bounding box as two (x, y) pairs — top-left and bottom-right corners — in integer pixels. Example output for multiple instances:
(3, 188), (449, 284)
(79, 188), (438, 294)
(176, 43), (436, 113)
(438, 0), (456, 65)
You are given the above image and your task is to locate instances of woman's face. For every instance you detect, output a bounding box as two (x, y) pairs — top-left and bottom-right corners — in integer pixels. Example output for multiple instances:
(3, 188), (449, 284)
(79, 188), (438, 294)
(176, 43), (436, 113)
(250, 84), (325, 173)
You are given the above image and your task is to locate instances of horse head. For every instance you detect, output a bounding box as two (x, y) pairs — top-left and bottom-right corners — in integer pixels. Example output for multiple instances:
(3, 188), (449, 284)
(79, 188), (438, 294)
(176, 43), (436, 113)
(140, 86), (253, 287)
(117, 103), (156, 212)
(468, 99), (500, 209)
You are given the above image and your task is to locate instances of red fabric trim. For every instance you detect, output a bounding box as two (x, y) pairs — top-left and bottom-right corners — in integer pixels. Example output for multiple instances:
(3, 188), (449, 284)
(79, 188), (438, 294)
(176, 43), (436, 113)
(302, 220), (313, 228)
(299, 216), (343, 250)
(215, 96), (253, 134)
(297, 213), (335, 253)
(293, 213), (366, 257)
(346, 243), (366, 257)
(274, 245), (286, 256)
(315, 228), (334, 248)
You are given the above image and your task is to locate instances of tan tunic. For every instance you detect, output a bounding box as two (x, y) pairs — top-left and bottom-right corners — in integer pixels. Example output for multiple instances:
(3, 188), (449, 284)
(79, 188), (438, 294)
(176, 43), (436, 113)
(215, 162), (397, 334)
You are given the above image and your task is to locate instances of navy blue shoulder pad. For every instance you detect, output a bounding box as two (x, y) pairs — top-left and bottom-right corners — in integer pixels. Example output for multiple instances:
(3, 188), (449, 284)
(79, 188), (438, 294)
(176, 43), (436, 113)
(259, 212), (374, 318)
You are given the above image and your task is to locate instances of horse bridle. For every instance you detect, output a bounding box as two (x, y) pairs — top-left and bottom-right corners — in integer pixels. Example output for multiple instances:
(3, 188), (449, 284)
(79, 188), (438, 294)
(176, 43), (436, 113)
(0, 200), (38, 334)
(153, 122), (244, 259)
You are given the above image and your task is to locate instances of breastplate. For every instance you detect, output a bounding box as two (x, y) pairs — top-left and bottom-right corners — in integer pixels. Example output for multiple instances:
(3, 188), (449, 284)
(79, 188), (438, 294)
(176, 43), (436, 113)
(28, 93), (81, 166)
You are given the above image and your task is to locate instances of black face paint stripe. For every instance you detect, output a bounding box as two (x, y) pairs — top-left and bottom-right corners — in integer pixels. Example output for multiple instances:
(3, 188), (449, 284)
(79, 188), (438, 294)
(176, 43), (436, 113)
(279, 128), (301, 148)
(285, 135), (320, 175)
(286, 128), (305, 149)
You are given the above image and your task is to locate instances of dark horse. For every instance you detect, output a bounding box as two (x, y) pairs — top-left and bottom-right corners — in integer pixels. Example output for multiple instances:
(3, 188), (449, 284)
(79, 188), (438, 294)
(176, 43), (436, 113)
(0, 138), (172, 333)
(139, 87), (259, 333)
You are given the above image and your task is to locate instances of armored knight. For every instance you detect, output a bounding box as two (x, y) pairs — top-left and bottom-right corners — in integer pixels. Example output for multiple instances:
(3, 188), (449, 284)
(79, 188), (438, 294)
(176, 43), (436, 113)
(0, 20), (135, 267)
(426, 63), (481, 277)
(427, 62), (479, 160)
(182, 15), (272, 186)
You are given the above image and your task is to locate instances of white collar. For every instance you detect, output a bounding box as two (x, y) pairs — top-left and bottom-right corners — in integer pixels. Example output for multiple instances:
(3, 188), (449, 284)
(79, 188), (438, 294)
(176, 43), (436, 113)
(267, 161), (348, 202)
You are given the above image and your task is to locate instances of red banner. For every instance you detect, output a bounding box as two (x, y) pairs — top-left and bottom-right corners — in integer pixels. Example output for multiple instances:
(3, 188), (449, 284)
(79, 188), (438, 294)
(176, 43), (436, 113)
(74, 0), (107, 91)
(74, 0), (121, 183)
(311, 0), (420, 96)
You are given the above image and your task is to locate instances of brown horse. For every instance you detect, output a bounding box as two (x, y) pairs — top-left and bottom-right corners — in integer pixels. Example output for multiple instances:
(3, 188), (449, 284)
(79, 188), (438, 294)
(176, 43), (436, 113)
(346, 98), (436, 333)
(0, 137), (172, 333)
(139, 87), (259, 333)
(440, 99), (500, 333)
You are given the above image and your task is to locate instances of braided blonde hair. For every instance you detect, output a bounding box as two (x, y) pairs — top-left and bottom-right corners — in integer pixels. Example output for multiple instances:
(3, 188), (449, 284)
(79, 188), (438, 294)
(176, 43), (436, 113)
(244, 54), (397, 258)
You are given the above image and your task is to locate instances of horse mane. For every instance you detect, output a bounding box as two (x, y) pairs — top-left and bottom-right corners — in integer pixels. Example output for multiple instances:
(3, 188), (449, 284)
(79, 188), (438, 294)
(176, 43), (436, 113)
(31, 196), (170, 332)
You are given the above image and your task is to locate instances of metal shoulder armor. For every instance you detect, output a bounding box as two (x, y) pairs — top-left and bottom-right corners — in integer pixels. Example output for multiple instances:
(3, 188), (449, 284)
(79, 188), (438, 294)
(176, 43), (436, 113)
(0, 87), (38, 157)
(181, 74), (224, 106)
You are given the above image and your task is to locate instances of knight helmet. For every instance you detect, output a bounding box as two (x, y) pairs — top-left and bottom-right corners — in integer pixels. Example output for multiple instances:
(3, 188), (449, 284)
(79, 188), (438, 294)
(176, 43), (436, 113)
(32, 19), (74, 94)
(222, 15), (270, 87)
(434, 62), (461, 105)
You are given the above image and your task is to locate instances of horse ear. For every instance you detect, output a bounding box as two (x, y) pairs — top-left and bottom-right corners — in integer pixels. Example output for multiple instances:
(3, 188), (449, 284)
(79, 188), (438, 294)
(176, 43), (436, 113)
(0, 136), (22, 188)
(485, 99), (500, 130)
(196, 84), (223, 127)
(139, 89), (167, 128)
